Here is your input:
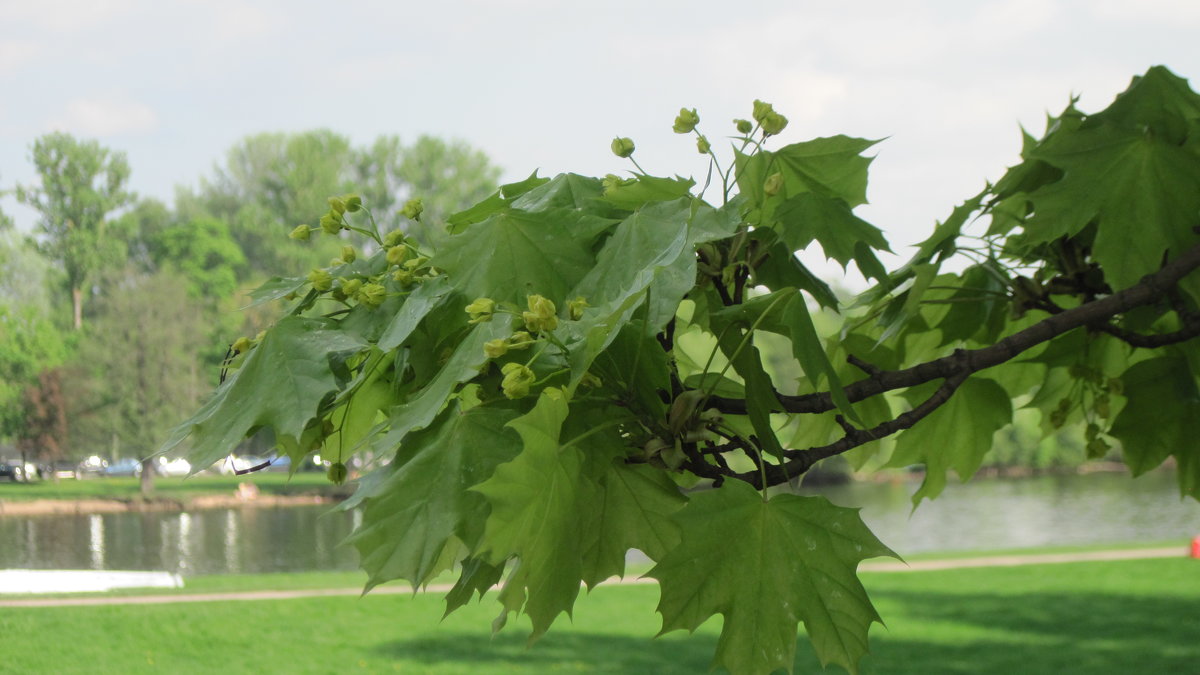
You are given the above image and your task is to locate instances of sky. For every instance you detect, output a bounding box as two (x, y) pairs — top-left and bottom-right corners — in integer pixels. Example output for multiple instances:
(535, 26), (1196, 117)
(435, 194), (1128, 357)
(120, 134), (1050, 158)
(2, 0), (1199, 278)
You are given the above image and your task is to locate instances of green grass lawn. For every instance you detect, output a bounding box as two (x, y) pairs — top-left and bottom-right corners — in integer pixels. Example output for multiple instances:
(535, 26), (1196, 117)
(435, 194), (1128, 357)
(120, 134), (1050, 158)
(3, 556), (1198, 674)
(0, 471), (343, 502)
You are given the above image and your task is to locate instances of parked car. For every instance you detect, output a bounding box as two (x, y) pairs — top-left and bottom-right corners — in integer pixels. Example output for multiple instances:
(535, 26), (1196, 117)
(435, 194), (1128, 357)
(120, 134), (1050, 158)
(0, 459), (36, 482)
(103, 458), (144, 477)
(46, 461), (79, 480)
(77, 455), (109, 478)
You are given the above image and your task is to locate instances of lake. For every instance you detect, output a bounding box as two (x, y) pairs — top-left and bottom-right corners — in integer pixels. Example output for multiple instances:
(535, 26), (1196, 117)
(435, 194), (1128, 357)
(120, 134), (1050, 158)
(0, 470), (1196, 575)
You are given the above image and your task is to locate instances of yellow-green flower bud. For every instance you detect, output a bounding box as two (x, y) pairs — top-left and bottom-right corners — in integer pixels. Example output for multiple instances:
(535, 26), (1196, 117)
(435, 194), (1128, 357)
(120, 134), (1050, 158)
(580, 372), (603, 389)
(384, 229), (406, 247)
(508, 331), (534, 350)
(343, 194), (362, 213)
(696, 135), (711, 154)
(392, 268), (414, 285)
(232, 336), (252, 353)
(308, 268), (333, 292)
(761, 111), (789, 136)
(500, 362), (536, 399)
(734, 118), (753, 134)
(358, 283), (386, 307)
(522, 294), (558, 332)
(403, 256), (429, 271)
(289, 224), (312, 241)
(483, 338), (508, 359)
(465, 297), (496, 323)
(401, 198), (424, 221)
(320, 213), (342, 235)
(752, 99), (775, 124)
(341, 279), (363, 297)
(567, 296), (589, 321)
(341, 245), (356, 263)
(672, 107), (700, 134)
(763, 172), (784, 197)
(611, 137), (635, 158)
(386, 245), (409, 266)
(254, 330), (266, 343)
(328, 196), (347, 216)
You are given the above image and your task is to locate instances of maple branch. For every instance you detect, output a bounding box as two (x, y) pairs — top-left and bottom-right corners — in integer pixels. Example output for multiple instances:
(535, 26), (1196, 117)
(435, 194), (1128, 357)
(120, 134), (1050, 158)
(710, 241), (1200, 418)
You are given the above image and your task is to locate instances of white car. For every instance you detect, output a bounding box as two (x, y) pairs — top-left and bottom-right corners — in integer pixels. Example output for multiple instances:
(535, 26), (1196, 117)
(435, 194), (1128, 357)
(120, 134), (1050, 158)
(156, 457), (192, 477)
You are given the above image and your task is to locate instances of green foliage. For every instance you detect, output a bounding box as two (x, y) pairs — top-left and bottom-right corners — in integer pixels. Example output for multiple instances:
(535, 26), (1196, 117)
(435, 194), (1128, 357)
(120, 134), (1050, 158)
(168, 67), (1200, 673)
(16, 132), (134, 329)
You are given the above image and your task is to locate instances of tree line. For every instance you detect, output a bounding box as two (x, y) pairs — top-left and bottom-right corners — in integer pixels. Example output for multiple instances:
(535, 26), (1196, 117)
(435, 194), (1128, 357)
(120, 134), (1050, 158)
(0, 130), (500, 488)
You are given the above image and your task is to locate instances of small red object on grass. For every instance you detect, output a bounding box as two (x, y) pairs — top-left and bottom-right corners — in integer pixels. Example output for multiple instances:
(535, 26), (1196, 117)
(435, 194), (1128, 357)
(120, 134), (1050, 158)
(1191, 536), (1200, 559)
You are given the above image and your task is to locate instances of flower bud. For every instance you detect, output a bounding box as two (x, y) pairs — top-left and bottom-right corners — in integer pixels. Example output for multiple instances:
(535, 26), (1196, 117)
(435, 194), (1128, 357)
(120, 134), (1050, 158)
(523, 294), (558, 332)
(307, 268), (333, 292)
(327, 461), (348, 485)
(580, 372), (602, 389)
(501, 362), (536, 399)
(567, 296), (589, 321)
(289, 224), (312, 241)
(358, 282), (386, 307)
(734, 118), (753, 134)
(611, 137), (636, 158)
(384, 229), (406, 247)
(763, 172), (784, 197)
(483, 338), (509, 359)
(343, 194), (362, 213)
(696, 135), (711, 154)
(761, 111), (789, 136)
(752, 99), (775, 124)
(328, 196), (347, 216)
(340, 278), (362, 296)
(401, 198), (423, 221)
(508, 331), (534, 350)
(386, 245), (409, 266)
(672, 108), (700, 134)
(341, 245), (357, 263)
(465, 297), (496, 324)
(392, 269), (414, 285)
(320, 213), (342, 235)
(232, 336), (252, 353)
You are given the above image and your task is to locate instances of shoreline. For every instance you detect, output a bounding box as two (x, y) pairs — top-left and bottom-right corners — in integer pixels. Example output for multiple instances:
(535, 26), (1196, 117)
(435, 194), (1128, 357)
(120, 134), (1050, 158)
(0, 492), (343, 517)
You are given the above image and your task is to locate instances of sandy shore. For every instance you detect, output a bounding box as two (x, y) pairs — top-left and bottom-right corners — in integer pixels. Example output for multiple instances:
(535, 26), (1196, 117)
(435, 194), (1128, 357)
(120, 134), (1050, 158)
(0, 493), (338, 517)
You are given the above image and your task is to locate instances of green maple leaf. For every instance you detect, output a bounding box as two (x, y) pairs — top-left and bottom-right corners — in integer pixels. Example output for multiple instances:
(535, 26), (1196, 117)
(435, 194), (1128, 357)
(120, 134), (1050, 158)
(434, 207), (614, 305)
(1109, 356), (1200, 499)
(579, 460), (685, 587)
(1023, 123), (1200, 291)
(737, 136), (880, 209)
(471, 390), (595, 640)
(773, 192), (890, 268)
(162, 316), (366, 469)
(347, 402), (523, 590)
(377, 275), (454, 351)
(649, 480), (895, 675)
(887, 377), (1012, 505)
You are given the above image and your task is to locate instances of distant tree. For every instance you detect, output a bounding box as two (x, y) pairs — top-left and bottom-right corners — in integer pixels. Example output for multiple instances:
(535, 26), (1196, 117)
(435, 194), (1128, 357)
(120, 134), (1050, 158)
(17, 369), (69, 477)
(69, 270), (207, 494)
(16, 133), (134, 329)
(354, 134), (501, 244)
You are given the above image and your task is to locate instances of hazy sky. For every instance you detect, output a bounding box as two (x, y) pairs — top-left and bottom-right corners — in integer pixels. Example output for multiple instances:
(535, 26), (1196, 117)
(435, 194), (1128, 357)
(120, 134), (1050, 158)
(2, 0), (1198, 274)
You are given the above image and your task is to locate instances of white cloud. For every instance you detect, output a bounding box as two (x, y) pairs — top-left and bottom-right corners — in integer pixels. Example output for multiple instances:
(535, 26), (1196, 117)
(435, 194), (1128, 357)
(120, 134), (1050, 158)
(0, 40), (40, 76)
(0, 0), (137, 32)
(46, 95), (158, 136)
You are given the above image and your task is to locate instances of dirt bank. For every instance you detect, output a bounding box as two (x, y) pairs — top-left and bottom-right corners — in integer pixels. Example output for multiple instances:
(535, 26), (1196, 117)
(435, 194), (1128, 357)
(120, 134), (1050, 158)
(0, 493), (339, 517)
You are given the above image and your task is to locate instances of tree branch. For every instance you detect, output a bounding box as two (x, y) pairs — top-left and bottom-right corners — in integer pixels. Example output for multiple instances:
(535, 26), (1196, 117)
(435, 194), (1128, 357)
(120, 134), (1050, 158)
(711, 241), (1200, 417)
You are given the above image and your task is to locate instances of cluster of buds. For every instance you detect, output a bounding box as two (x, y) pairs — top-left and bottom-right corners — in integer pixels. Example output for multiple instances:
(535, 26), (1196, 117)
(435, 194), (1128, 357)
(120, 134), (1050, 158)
(522, 294), (558, 333)
(752, 99), (788, 136)
(500, 362), (536, 399)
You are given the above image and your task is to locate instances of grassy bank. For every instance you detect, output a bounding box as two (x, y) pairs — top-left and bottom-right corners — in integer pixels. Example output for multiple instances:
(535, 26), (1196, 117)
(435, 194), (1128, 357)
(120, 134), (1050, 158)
(3, 555), (1198, 673)
(0, 472), (344, 503)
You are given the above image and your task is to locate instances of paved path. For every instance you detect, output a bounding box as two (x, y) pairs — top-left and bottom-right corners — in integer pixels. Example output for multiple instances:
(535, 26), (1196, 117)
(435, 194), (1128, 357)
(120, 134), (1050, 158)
(1, 546), (1189, 609)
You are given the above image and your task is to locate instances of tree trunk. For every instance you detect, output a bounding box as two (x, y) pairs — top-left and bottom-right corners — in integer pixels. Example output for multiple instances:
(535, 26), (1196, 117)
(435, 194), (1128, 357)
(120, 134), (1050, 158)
(139, 458), (155, 496)
(72, 285), (83, 330)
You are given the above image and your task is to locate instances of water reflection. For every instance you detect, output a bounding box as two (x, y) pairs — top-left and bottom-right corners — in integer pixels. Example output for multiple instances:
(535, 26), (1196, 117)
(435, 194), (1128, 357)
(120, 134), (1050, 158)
(0, 472), (1196, 575)
(0, 504), (360, 575)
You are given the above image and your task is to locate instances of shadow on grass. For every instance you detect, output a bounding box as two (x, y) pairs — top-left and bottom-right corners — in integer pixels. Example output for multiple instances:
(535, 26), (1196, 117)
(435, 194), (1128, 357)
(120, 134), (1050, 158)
(862, 589), (1200, 674)
(375, 631), (719, 674)
(378, 589), (1200, 674)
